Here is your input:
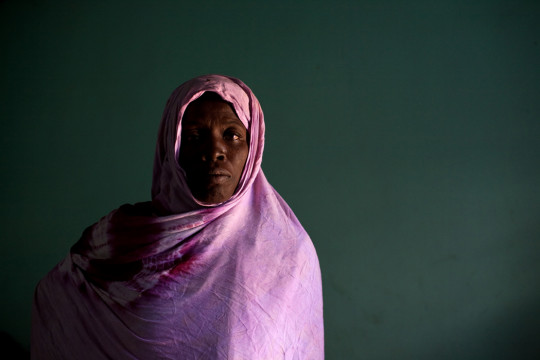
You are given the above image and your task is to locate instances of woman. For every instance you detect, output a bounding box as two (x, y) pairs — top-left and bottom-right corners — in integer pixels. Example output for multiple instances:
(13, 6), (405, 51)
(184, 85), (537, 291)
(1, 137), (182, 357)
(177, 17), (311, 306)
(31, 75), (324, 359)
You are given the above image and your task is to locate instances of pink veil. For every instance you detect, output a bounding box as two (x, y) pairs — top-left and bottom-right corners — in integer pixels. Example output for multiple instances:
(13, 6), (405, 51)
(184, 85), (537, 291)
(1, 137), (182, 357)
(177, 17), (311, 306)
(31, 75), (324, 359)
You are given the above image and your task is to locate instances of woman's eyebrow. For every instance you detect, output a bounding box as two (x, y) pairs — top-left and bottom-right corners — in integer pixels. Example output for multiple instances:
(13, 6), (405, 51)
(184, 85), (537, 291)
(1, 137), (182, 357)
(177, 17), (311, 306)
(223, 117), (245, 127)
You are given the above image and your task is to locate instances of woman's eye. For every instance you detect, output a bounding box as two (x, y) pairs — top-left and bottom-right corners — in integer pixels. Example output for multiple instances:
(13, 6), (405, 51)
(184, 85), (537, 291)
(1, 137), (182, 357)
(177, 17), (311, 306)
(225, 130), (241, 141)
(185, 132), (200, 142)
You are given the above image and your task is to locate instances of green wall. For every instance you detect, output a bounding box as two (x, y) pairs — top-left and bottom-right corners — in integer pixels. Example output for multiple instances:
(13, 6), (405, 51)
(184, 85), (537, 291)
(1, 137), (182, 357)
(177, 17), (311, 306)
(1, 1), (539, 358)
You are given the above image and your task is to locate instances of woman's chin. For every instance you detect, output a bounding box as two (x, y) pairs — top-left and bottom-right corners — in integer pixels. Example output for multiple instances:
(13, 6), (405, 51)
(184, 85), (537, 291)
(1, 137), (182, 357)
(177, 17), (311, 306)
(193, 188), (233, 204)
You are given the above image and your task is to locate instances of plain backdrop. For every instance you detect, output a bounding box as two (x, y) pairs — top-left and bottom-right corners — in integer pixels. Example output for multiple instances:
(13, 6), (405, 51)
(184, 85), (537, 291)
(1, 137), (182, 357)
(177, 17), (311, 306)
(1, 1), (539, 358)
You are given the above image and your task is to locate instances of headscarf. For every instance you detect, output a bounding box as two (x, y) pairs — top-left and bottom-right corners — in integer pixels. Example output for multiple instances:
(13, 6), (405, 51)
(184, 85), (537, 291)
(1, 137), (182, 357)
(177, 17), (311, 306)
(31, 75), (324, 359)
(152, 74), (265, 215)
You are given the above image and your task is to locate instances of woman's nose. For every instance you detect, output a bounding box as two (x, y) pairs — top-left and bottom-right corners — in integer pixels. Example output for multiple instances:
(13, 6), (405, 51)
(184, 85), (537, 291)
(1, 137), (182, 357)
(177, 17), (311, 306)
(202, 136), (226, 162)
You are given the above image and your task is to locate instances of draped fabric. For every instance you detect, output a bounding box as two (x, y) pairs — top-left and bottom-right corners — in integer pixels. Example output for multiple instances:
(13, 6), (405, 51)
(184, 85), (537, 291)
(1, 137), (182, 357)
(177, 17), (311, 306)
(31, 75), (324, 359)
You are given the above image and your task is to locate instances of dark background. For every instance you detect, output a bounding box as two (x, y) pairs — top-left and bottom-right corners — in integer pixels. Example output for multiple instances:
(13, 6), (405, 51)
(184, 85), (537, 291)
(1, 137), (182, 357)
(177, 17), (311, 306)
(1, 1), (539, 358)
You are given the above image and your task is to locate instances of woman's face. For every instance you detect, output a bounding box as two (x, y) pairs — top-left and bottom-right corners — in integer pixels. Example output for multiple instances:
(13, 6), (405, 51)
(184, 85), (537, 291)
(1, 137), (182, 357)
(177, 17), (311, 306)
(179, 95), (249, 204)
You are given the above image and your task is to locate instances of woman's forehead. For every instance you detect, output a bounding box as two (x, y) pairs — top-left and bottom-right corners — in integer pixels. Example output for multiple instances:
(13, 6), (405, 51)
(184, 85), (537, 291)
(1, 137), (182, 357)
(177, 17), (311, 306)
(185, 90), (250, 130)
(182, 100), (246, 130)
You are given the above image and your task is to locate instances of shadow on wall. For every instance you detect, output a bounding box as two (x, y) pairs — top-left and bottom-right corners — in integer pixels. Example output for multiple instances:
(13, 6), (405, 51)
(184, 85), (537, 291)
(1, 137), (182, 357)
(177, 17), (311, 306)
(425, 294), (540, 359)
(0, 331), (29, 360)
(484, 298), (540, 359)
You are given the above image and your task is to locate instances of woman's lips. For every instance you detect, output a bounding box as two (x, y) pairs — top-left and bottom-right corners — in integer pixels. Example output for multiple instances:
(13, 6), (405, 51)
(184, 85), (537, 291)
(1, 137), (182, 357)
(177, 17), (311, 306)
(204, 170), (231, 184)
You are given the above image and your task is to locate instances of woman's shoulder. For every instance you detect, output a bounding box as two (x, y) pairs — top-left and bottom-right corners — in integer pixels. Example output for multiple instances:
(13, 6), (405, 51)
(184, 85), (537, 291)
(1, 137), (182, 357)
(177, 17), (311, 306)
(116, 201), (154, 216)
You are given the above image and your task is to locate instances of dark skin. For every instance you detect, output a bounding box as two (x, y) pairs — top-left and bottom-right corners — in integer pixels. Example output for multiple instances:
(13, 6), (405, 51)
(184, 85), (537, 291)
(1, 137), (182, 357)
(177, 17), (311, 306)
(179, 93), (249, 204)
